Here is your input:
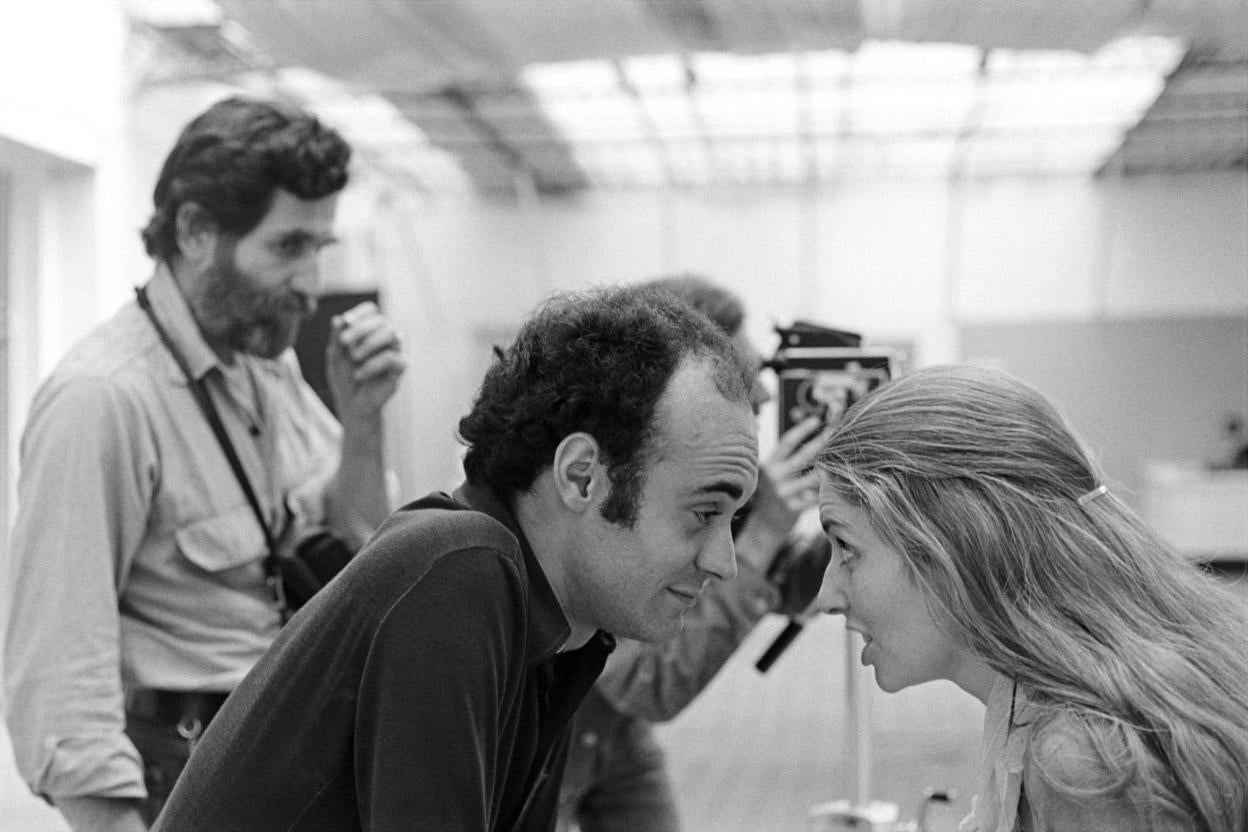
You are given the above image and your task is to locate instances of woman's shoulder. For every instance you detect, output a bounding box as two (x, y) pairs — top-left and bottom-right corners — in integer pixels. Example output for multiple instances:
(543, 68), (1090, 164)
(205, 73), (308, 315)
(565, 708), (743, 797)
(1022, 709), (1191, 831)
(1025, 709), (1132, 793)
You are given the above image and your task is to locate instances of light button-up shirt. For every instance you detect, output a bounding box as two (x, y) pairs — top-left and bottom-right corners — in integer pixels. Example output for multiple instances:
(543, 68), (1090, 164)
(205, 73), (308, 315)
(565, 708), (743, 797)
(3, 265), (343, 801)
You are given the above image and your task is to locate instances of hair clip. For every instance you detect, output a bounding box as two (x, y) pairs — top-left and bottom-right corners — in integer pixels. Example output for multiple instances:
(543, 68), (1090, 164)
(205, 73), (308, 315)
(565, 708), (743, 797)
(1077, 484), (1108, 507)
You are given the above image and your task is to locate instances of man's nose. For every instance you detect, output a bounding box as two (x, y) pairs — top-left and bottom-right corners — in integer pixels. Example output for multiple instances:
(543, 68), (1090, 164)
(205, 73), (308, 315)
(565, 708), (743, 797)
(289, 254), (322, 298)
(814, 553), (846, 614)
(697, 526), (738, 582)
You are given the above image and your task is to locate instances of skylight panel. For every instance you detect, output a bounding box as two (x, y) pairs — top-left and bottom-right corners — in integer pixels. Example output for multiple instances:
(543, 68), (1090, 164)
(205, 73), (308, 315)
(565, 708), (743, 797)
(522, 35), (1186, 187)
(698, 84), (800, 137)
(847, 77), (977, 135)
(960, 130), (1122, 176)
(802, 50), (855, 83)
(976, 36), (1183, 172)
(539, 94), (647, 143)
(851, 41), (981, 79)
(623, 54), (687, 93)
(1091, 35), (1186, 71)
(621, 54), (698, 138)
(637, 92), (699, 140)
(521, 59), (620, 95)
(576, 142), (666, 188)
(691, 52), (799, 86)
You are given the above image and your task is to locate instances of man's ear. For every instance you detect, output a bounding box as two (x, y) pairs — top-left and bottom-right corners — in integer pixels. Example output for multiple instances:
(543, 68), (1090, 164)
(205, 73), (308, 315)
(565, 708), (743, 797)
(174, 202), (218, 266)
(552, 433), (604, 512)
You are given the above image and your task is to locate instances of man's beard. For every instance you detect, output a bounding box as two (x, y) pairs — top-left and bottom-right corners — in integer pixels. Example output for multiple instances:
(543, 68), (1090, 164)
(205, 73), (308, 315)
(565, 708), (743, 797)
(195, 245), (315, 360)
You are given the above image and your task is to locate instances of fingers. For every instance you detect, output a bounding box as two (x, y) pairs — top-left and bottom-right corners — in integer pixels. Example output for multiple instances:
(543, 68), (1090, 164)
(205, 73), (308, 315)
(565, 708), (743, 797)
(347, 347), (407, 386)
(330, 302), (403, 366)
(765, 421), (833, 485)
(775, 415), (824, 457)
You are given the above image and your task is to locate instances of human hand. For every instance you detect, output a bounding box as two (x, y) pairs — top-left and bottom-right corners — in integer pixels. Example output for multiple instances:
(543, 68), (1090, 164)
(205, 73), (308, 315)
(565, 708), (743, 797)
(324, 302), (406, 424)
(751, 414), (828, 523)
(734, 415), (829, 573)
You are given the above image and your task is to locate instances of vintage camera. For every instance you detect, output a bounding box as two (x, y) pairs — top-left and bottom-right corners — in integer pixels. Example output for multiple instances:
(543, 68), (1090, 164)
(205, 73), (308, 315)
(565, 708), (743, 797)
(765, 321), (898, 436)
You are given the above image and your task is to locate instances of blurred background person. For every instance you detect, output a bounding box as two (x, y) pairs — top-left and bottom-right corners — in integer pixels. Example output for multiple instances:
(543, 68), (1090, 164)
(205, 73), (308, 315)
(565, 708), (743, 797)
(558, 274), (832, 832)
(3, 96), (405, 831)
(815, 364), (1248, 832)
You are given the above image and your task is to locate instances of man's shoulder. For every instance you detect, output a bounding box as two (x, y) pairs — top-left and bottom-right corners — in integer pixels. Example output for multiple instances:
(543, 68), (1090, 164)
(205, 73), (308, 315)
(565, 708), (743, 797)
(372, 497), (523, 564)
(44, 303), (162, 390)
(347, 501), (531, 622)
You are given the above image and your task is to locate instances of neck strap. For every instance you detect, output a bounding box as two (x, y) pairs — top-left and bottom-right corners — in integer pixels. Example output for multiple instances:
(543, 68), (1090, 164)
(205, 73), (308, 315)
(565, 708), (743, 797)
(136, 285), (289, 616)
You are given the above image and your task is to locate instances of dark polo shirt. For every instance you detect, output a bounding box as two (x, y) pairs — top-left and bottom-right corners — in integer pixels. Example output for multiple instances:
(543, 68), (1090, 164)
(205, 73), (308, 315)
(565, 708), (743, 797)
(155, 482), (614, 831)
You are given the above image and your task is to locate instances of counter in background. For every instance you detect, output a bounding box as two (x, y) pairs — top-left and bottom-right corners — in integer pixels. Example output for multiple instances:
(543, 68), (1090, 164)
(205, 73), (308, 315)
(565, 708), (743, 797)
(1140, 461), (1248, 563)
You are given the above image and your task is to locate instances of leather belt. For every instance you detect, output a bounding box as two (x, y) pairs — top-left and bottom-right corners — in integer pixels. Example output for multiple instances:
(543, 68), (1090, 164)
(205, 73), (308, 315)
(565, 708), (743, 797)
(124, 689), (231, 727)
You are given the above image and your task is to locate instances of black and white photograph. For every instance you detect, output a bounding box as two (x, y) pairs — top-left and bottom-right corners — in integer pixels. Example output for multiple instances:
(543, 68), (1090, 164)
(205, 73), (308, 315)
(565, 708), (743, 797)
(1, 2), (1245, 831)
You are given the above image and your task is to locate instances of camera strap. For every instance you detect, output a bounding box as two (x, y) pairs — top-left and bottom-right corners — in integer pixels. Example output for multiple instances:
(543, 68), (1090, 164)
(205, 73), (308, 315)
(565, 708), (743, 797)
(135, 285), (292, 619)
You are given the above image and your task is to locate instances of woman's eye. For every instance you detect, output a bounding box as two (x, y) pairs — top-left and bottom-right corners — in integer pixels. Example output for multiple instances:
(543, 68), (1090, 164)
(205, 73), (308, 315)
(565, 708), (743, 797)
(694, 508), (721, 525)
(834, 538), (857, 566)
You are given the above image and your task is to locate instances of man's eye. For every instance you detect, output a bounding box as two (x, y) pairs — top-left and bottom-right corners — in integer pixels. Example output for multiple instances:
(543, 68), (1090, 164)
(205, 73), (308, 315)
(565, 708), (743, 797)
(694, 508), (721, 525)
(276, 238), (310, 257)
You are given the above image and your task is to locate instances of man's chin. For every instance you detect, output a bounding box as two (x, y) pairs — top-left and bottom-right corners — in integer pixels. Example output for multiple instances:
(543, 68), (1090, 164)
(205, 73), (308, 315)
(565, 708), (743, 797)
(235, 323), (299, 359)
(622, 614), (684, 644)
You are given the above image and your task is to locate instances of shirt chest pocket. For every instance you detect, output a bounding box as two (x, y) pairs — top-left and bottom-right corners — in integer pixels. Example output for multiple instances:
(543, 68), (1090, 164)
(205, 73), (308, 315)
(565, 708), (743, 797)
(175, 504), (269, 575)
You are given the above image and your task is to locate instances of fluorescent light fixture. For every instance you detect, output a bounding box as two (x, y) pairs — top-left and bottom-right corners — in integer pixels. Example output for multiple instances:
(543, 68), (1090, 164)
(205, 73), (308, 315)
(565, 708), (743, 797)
(851, 40), (981, 78)
(522, 36), (1185, 186)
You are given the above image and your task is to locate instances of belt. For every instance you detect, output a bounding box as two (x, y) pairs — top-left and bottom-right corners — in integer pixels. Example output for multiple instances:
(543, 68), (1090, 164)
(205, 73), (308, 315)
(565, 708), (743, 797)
(124, 688), (231, 728)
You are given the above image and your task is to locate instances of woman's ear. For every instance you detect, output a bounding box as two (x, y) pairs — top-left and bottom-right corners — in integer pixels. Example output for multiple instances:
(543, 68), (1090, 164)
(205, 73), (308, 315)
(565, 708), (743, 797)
(551, 432), (603, 512)
(174, 202), (218, 266)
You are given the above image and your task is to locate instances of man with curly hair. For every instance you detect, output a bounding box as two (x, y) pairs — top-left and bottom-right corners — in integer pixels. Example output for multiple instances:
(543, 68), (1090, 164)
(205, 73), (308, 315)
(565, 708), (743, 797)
(153, 285), (760, 831)
(3, 97), (405, 831)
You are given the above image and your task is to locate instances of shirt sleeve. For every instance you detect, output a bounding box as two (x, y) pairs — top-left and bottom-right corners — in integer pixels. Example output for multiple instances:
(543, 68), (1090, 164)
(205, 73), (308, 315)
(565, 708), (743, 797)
(273, 353), (343, 532)
(594, 559), (779, 722)
(3, 376), (154, 800)
(353, 548), (528, 830)
(276, 351), (393, 551)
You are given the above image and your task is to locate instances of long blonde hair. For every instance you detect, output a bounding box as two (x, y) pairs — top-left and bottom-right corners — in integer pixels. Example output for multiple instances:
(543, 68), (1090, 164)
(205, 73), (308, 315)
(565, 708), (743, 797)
(817, 364), (1248, 832)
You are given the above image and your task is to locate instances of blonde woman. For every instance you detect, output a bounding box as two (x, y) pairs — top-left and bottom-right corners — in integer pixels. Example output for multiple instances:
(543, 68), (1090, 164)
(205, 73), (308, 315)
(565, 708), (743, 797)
(814, 364), (1248, 832)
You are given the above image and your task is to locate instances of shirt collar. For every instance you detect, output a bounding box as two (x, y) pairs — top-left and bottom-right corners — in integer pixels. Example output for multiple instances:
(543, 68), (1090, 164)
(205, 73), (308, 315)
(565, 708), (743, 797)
(142, 263), (222, 383)
(451, 481), (613, 665)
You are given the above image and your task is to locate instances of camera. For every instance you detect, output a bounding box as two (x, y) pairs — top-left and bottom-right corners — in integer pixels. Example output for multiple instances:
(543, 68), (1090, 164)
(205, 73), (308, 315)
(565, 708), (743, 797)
(764, 321), (899, 436)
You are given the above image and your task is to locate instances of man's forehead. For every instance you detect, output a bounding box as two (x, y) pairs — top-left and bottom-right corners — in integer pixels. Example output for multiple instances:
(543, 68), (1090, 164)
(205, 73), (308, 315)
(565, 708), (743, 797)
(253, 189), (338, 231)
(650, 360), (759, 476)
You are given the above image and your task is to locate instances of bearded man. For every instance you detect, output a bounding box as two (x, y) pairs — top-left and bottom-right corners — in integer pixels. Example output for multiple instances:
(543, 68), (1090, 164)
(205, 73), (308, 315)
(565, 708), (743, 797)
(2, 97), (405, 832)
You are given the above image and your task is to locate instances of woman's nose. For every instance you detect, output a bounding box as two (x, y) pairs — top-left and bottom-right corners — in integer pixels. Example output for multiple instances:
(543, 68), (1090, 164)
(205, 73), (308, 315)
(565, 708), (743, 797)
(814, 554), (847, 614)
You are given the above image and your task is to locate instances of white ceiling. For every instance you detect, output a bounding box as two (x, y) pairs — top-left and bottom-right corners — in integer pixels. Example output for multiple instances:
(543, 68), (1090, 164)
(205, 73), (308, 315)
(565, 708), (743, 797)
(128, 0), (1248, 193)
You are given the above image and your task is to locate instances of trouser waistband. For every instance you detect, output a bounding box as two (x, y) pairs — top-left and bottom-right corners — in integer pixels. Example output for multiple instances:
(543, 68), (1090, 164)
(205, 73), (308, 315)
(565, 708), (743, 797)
(124, 688), (231, 727)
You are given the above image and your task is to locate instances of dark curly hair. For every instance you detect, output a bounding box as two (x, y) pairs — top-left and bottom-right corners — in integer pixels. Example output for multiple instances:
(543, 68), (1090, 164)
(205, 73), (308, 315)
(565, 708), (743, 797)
(458, 285), (750, 527)
(140, 96), (351, 261)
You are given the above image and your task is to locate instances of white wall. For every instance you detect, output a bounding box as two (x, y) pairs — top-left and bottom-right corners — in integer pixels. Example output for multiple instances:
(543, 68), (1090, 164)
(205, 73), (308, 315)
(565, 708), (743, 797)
(1, 0), (130, 511)
(1, 4), (130, 826)
(399, 171), (1247, 493)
